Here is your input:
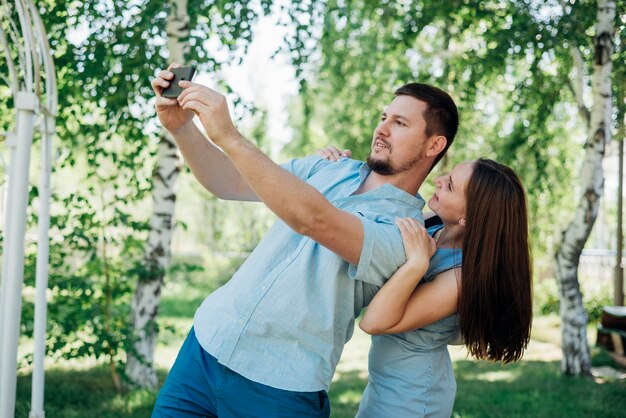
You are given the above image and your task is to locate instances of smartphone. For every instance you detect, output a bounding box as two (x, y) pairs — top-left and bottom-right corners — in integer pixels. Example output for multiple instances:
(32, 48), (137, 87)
(162, 66), (197, 98)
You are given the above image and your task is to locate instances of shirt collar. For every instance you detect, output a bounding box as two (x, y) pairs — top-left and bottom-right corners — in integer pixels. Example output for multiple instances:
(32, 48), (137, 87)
(357, 161), (426, 210)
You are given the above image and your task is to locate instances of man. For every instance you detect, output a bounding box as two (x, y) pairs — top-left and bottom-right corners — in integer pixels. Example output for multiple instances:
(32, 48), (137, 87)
(150, 64), (458, 417)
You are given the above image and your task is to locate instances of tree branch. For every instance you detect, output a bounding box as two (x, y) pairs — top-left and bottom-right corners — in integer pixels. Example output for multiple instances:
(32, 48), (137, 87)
(558, 0), (591, 126)
(569, 43), (591, 126)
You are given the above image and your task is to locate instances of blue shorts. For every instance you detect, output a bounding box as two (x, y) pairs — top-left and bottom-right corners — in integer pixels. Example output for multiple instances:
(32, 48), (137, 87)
(152, 328), (330, 417)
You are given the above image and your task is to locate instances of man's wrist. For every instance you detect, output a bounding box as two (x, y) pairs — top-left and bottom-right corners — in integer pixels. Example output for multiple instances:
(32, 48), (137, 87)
(214, 130), (247, 152)
(170, 120), (196, 138)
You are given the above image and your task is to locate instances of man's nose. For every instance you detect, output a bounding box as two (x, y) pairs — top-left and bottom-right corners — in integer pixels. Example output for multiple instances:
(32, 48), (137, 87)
(376, 121), (390, 137)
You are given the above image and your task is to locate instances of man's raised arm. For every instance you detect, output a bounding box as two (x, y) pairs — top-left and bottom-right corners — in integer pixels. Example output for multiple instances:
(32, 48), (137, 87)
(151, 65), (258, 201)
(176, 80), (365, 265)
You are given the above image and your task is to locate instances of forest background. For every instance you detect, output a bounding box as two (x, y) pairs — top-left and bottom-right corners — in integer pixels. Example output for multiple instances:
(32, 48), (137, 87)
(1, 0), (625, 416)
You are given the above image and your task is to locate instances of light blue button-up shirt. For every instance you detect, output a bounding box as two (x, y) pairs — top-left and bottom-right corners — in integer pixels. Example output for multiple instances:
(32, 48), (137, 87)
(193, 155), (425, 392)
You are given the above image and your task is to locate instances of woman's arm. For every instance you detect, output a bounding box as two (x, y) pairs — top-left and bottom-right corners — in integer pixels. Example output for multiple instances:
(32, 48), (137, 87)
(360, 267), (460, 335)
(359, 218), (460, 335)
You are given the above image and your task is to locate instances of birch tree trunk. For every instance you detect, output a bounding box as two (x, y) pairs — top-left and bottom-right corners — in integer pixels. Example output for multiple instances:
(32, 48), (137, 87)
(555, 0), (615, 376)
(126, 0), (189, 389)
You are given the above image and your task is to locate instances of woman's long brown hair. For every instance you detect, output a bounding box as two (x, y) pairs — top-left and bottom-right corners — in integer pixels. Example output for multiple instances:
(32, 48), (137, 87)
(459, 159), (532, 363)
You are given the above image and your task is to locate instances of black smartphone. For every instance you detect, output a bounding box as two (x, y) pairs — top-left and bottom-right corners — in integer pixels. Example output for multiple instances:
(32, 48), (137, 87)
(162, 66), (196, 98)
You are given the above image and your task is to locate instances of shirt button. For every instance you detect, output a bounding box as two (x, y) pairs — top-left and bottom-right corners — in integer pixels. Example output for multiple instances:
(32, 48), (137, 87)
(261, 285), (266, 291)
(238, 320), (244, 325)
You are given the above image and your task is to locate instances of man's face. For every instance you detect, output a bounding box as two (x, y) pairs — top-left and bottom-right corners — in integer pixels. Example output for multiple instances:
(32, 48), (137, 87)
(367, 96), (430, 176)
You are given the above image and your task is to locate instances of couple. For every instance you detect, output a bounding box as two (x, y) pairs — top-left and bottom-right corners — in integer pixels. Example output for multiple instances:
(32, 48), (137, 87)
(150, 64), (532, 418)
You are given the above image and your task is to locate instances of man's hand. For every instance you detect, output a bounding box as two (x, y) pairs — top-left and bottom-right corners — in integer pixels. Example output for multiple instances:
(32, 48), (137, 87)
(151, 63), (195, 134)
(177, 81), (239, 145)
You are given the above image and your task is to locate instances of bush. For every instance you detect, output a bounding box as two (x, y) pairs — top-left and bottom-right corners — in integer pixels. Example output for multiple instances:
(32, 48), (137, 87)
(534, 279), (560, 316)
(534, 278), (613, 323)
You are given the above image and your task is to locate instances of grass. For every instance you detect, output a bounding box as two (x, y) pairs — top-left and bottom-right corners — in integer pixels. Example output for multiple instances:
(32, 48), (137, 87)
(14, 318), (625, 418)
(15, 367), (161, 418)
(326, 358), (626, 418)
(13, 254), (626, 418)
(452, 358), (625, 418)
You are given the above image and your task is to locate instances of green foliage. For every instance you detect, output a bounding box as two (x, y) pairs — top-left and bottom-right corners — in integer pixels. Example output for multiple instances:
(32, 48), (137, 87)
(22, 184), (149, 369)
(534, 278), (561, 317)
(534, 278), (613, 323)
(2, 0), (624, 390)
(583, 280), (614, 323)
(2, 0), (278, 379)
(277, 0), (619, 263)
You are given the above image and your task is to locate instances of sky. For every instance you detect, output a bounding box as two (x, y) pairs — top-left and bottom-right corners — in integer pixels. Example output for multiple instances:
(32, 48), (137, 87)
(197, 9), (299, 155)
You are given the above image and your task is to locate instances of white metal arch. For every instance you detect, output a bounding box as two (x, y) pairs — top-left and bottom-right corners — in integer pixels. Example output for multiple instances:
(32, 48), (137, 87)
(0, 1), (57, 417)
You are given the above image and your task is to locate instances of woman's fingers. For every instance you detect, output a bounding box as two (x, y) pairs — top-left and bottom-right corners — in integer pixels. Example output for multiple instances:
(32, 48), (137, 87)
(327, 145), (343, 160)
(395, 218), (417, 241)
(315, 145), (349, 161)
(395, 218), (431, 250)
(316, 149), (333, 160)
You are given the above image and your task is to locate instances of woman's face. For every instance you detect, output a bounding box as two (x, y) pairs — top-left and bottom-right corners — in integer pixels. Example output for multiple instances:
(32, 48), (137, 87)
(427, 161), (474, 223)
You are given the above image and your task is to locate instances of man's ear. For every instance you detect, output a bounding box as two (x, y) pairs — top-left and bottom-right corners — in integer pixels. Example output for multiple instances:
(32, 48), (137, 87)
(425, 135), (447, 157)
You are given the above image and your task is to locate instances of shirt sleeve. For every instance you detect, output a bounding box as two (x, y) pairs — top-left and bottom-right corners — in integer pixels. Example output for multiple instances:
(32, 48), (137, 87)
(348, 216), (407, 286)
(280, 155), (329, 180)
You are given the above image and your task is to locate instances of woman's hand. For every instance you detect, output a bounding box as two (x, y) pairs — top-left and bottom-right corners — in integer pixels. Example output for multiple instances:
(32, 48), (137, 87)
(359, 218), (436, 335)
(395, 218), (435, 272)
(315, 145), (352, 161)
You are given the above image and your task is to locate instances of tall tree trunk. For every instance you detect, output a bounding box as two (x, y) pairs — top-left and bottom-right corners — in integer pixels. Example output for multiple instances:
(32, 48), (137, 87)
(126, 0), (189, 389)
(555, 0), (615, 376)
(615, 84), (625, 306)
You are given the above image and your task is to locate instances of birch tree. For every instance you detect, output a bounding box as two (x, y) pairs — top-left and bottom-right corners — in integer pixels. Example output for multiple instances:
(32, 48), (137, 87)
(555, 0), (615, 376)
(126, 0), (276, 389)
(6, 0), (274, 389)
(125, 0), (188, 389)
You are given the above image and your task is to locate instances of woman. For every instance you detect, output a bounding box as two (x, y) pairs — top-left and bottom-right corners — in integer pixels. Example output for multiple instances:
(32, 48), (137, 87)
(318, 148), (532, 418)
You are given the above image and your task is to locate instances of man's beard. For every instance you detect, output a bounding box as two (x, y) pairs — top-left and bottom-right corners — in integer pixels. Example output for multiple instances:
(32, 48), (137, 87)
(367, 149), (425, 176)
(367, 155), (397, 175)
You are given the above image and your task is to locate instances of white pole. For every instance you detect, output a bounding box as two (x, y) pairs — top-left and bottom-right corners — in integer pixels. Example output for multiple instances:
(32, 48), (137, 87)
(0, 132), (17, 383)
(0, 5), (21, 391)
(0, 91), (37, 418)
(28, 0), (57, 413)
(28, 115), (53, 418)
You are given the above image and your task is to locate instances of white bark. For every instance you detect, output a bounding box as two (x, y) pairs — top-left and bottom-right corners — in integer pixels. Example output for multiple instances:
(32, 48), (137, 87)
(555, 0), (615, 376)
(126, 0), (189, 389)
(569, 45), (591, 125)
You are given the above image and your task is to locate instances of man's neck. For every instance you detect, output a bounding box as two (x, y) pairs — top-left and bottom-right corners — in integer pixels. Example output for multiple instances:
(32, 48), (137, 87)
(354, 167), (429, 197)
